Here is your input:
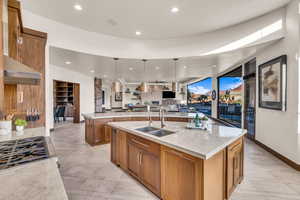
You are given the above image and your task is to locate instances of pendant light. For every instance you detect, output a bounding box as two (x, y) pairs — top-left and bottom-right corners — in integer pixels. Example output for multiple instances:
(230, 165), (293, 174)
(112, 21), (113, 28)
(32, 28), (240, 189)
(112, 58), (122, 92)
(140, 59), (148, 92)
(172, 58), (179, 92)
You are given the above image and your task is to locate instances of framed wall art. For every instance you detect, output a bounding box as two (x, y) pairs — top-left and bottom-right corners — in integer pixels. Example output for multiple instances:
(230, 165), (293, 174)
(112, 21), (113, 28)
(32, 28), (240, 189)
(258, 55), (287, 111)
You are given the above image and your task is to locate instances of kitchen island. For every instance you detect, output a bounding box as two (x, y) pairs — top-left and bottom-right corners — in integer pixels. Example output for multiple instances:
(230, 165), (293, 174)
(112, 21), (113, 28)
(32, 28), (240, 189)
(107, 120), (246, 200)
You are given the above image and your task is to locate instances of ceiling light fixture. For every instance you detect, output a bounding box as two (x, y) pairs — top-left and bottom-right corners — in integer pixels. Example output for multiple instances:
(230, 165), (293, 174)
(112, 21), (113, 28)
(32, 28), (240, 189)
(155, 66), (160, 70)
(74, 4), (83, 11)
(171, 7), (179, 13)
(172, 58), (179, 92)
(135, 31), (141, 36)
(183, 65), (187, 69)
(65, 61), (72, 65)
(129, 67), (133, 71)
(112, 58), (122, 92)
(90, 70), (95, 73)
(140, 59), (148, 93)
(103, 74), (107, 78)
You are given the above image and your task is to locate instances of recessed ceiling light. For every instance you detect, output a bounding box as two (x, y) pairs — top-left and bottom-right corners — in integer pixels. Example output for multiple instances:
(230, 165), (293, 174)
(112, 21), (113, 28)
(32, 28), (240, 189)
(171, 7), (179, 13)
(74, 4), (83, 11)
(129, 67), (133, 71)
(183, 65), (187, 69)
(90, 70), (95, 73)
(135, 31), (141, 36)
(103, 74), (107, 78)
(65, 61), (72, 65)
(155, 66), (160, 70)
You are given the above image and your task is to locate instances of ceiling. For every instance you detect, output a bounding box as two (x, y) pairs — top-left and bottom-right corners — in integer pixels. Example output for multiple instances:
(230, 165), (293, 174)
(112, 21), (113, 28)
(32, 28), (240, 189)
(49, 40), (279, 83)
(21, 0), (289, 39)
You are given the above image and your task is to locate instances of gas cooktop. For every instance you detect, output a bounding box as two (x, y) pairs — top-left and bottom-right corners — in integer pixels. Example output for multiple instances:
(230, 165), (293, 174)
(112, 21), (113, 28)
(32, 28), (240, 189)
(0, 136), (50, 170)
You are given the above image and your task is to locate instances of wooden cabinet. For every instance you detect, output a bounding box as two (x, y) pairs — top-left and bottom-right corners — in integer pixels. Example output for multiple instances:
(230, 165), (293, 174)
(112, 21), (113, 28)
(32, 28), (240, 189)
(161, 146), (202, 200)
(166, 117), (189, 122)
(110, 128), (127, 169)
(85, 118), (112, 146)
(127, 134), (161, 196)
(117, 130), (127, 169)
(111, 128), (117, 164)
(7, 1), (47, 128)
(227, 137), (244, 198)
(104, 125), (112, 143)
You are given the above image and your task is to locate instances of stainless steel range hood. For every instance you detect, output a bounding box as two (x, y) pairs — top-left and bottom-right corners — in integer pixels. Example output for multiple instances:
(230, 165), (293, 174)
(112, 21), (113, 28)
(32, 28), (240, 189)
(4, 55), (41, 85)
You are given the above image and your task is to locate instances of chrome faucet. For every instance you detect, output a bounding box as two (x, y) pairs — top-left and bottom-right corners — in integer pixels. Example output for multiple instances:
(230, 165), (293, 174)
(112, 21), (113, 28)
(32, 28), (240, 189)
(147, 105), (152, 127)
(159, 106), (166, 129)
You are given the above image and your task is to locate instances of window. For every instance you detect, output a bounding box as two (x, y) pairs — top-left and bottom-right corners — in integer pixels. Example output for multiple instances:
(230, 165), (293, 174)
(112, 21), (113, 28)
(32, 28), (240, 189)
(187, 78), (212, 116)
(218, 67), (243, 127)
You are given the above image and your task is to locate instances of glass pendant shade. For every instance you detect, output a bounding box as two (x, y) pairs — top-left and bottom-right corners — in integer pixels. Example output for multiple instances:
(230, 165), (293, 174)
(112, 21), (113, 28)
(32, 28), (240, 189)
(141, 59), (148, 93)
(172, 82), (179, 92)
(140, 82), (148, 93)
(112, 81), (122, 93)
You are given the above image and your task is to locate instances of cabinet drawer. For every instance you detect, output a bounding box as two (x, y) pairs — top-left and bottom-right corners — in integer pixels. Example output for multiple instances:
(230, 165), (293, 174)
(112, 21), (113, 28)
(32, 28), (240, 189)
(127, 134), (160, 156)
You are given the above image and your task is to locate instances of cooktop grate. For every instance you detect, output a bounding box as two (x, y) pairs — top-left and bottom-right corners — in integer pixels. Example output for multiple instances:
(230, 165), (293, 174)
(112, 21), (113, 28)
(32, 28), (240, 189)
(0, 136), (50, 170)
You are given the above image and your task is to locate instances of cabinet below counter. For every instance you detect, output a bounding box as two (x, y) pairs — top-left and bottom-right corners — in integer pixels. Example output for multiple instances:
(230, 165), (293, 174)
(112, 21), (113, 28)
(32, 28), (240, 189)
(107, 121), (246, 200)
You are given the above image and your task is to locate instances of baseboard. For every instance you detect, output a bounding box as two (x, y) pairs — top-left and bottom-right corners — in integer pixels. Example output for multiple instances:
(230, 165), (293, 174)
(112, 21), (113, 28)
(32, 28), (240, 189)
(254, 140), (300, 171)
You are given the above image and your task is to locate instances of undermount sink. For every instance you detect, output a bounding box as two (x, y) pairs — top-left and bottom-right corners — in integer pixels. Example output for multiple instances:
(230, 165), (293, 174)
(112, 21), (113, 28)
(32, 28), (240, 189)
(135, 126), (160, 133)
(135, 127), (175, 137)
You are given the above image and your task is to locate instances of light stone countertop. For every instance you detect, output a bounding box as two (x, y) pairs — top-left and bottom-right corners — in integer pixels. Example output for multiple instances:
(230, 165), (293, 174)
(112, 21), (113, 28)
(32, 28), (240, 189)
(0, 157), (68, 200)
(0, 127), (48, 142)
(108, 121), (247, 160)
(0, 127), (68, 200)
(82, 111), (195, 119)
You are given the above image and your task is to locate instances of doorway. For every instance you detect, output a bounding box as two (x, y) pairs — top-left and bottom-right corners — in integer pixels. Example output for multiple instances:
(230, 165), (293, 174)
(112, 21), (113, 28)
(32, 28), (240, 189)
(53, 80), (80, 128)
(243, 59), (256, 139)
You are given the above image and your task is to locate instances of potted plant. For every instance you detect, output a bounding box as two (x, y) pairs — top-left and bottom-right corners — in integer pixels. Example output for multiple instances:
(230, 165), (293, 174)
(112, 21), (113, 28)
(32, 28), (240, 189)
(14, 119), (27, 132)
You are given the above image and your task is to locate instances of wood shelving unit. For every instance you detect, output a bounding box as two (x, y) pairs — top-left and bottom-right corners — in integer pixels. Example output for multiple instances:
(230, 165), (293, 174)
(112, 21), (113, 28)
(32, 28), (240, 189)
(53, 80), (74, 106)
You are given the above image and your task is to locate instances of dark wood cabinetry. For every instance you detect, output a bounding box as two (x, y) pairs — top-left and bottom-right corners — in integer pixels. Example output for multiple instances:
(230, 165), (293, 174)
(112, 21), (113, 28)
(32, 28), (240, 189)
(227, 137), (244, 197)
(127, 134), (161, 196)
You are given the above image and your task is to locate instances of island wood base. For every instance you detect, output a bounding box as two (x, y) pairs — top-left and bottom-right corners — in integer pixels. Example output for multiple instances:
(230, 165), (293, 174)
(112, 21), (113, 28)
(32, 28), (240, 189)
(109, 125), (244, 200)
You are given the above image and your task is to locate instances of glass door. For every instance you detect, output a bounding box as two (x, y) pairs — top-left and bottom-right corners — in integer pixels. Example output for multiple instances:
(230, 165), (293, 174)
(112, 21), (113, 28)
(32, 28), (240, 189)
(244, 59), (256, 139)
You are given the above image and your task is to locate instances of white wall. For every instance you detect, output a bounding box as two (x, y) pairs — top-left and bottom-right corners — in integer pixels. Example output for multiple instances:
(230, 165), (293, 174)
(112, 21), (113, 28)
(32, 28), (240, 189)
(48, 65), (94, 129)
(255, 1), (300, 164)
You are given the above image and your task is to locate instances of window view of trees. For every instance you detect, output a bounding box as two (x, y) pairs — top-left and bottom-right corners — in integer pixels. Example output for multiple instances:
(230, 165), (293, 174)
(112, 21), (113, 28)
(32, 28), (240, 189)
(218, 67), (243, 127)
(187, 78), (212, 116)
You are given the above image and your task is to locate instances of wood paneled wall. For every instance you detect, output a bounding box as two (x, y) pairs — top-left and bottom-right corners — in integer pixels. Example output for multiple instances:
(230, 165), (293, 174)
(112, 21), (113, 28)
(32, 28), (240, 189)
(6, 0), (47, 128)
(0, 0), (4, 113)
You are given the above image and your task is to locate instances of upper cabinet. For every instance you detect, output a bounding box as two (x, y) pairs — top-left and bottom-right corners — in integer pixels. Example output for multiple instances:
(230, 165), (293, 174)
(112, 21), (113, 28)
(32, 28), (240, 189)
(5, 0), (47, 128)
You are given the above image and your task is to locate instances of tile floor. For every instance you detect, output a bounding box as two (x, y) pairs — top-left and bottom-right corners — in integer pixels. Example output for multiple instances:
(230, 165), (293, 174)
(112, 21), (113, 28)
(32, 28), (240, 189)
(51, 123), (300, 200)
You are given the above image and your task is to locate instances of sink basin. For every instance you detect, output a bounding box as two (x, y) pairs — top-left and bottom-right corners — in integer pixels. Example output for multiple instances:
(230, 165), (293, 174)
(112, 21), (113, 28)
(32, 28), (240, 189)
(135, 126), (160, 133)
(148, 129), (175, 137)
(135, 127), (175, 137)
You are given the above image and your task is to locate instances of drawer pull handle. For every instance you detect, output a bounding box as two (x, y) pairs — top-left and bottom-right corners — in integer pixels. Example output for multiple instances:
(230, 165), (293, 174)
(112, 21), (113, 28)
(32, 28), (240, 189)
(131, 139), (149, 148)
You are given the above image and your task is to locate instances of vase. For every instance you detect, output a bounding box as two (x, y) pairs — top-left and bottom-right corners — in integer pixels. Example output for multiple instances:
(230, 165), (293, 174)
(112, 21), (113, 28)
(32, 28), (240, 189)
(16, 126), (24, 132)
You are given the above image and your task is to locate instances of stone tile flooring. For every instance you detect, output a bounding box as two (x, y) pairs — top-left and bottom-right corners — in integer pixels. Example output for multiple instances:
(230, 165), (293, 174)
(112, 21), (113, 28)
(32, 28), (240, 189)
(51, 123), (300, 200)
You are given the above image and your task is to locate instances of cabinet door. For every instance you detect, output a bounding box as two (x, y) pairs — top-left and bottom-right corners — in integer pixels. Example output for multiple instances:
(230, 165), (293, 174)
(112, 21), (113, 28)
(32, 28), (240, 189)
(140, 150), (161, 196)
(117, 131), (127, 170)
(127, 142), (141, 178)
(227, 137), (244, 197)
(111, 128), (117, 164)
(104, 125), (112, 143)
(161, 146), (202, 200)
